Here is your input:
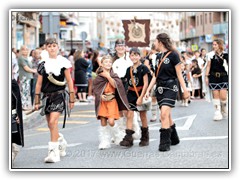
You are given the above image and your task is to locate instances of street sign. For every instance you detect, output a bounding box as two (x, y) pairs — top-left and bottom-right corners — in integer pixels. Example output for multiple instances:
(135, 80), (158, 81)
(81, 31), (87, 40)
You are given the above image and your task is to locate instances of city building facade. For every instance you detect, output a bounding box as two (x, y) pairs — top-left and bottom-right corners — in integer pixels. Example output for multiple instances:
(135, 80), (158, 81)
(179, 11), (229, 52)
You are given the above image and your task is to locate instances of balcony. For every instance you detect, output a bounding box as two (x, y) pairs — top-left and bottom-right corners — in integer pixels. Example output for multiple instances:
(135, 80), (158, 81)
(179, 31), (185, 40)
(186, 28), (196, 39)
(213, 22), (228, 34)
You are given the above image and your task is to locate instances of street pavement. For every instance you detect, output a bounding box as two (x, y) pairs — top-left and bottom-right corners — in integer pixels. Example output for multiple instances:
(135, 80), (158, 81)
(12, 98), (229, 169)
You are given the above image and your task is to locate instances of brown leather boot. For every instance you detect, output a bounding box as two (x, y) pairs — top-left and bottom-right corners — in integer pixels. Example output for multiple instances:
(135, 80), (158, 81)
(139, 127), (149, 147)
(120, 129), (135, 147)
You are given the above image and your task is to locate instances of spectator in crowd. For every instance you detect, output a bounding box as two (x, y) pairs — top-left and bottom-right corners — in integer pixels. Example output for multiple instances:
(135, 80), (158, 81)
(74, 50), (89, 102)
(18, 45), (37, 110)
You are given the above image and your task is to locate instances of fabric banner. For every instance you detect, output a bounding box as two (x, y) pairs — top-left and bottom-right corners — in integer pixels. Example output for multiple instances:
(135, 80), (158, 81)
(122, 19), (150, 47)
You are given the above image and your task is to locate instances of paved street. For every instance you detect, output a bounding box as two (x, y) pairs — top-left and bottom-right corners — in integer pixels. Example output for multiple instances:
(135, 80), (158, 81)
(12, 99), (229, 169)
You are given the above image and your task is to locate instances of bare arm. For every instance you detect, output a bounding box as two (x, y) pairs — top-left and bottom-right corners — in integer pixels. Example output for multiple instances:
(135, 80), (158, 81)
(205, 61), (211, 86)
(136, 73), (148, 105)
(34, 74), (43, 110)
(65, 68), (75, 109)
(144, 75), (156, 99)
(99, 71), (116, 88)
(144, 59), (154, 76)
(23, 65), (37, 73)
(140, 74), (148, 99)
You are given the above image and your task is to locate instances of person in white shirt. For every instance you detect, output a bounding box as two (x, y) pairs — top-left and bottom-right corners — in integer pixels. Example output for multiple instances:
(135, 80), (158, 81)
(112, 39), (133, 83)
(111, 39), (141, 141)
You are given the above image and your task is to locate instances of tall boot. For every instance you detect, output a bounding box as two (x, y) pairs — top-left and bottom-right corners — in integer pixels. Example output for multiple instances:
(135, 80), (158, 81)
(150, 102), (158, 122)
(111, 122), (126, 145)
(170, 124), (180, 145)
(120, 129), (135, 147)
(139, 127), (149, 147)
(132, 112), (141, 140)
(213, 99), (223, 121)
(58, 133), (67, 157)
(44, 142), (60, 163)
(159, 128), (172, 152)
(220, 100), (228, 118)
(98, 126), (111, 150)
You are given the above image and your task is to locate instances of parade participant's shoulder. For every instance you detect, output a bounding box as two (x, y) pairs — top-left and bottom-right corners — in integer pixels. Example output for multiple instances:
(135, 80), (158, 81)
(169, 51), (181, 66)
(37, 61), (45, 75)
(44, 55), (72, 76)
(110, 70), (120, 79)
(57, 55), (72, 68)
(206, 51), (215, 61)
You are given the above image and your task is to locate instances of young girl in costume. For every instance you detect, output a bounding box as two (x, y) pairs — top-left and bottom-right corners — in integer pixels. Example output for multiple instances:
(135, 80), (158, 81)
(93, 55), (129, 150)
(35, 38), (75, 163)
(119, 47), (150, 147)
(145, 33), (189, 152)
(205, 38), (228, 121)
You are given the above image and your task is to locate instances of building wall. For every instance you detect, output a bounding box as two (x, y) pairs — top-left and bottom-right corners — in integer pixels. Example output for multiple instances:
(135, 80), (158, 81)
(179, 11), (229, 52)
(12, 12), (40, 50)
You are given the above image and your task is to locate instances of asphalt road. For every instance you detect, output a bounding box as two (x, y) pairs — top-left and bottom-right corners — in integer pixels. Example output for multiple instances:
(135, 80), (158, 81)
(11, 98), (229, 170)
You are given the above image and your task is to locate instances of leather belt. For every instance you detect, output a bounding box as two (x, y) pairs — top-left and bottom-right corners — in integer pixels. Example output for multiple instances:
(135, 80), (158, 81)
(44, 90), (65, 97)
(128, 86), (143, 92)
(211, 72), (227, 78)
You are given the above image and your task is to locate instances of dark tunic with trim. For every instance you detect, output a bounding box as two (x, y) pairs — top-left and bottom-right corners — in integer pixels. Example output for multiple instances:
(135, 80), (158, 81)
(37, 61), (66, 115)
(209, 52), (228, 90)
(124, 64), (149, 111)
(154, 51), (181, 108)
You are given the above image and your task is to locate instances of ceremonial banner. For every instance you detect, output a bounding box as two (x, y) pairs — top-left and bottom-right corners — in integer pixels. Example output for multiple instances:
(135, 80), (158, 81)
(122, 19), (150, 47)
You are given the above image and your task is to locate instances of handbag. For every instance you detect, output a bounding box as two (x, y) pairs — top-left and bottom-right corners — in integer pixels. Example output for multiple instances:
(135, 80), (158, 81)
(130, 66), (152, 111)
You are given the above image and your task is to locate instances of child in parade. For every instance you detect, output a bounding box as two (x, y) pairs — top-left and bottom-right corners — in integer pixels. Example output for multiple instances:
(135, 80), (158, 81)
(93, 55), (130, 150)
(205, 38), (228, 121)
(34, 38), (75, 163)
(112, 39), (141, 140)
(145, 33), (189, 151)
(120, 47), (150, 147)
(191, 59), (202, 99)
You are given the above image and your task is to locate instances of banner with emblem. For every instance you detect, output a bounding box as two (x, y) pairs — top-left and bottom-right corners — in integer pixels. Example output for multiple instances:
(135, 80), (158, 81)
(122, 18), (150, 47)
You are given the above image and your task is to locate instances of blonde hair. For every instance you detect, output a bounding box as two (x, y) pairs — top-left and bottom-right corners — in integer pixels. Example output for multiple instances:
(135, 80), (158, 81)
(213, 38), (224, 52)
(100, 55), (113, 64)
(96, 55), (113, 75)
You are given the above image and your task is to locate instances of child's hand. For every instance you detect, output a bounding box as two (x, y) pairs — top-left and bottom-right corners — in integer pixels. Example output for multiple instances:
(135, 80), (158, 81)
(99, 71), (110, 79)
(136, 97), (143, 106)
(101, 94), (107, 101)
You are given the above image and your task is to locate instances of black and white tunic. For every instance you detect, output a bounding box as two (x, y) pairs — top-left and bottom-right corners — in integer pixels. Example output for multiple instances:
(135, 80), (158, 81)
(155, 51), (181, 108)
(37, 56), (72, 115)
(124, 64), (149, 111)
(208, 52), (228, 90)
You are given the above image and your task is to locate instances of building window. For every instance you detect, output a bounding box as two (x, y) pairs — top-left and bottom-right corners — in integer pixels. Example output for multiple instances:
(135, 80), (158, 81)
(209, 13), (212, 23)
(205, 13), (207, 24)
(200, 15), (203, 25)
(197, 16), (199, 26)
